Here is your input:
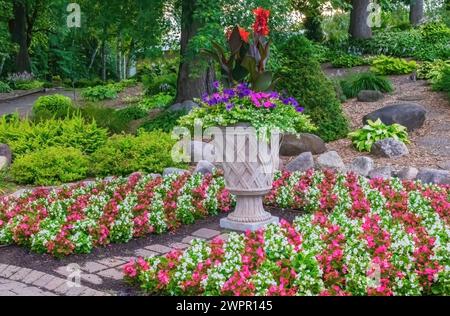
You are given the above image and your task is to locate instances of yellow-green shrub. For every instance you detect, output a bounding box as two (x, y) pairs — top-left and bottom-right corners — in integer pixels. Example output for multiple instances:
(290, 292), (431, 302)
(11, 147), (89, 185)
(90, 130), (186, 177)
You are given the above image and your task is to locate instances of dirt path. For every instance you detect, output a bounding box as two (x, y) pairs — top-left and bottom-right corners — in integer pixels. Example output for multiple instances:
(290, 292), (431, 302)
(323, 65), (450, 171)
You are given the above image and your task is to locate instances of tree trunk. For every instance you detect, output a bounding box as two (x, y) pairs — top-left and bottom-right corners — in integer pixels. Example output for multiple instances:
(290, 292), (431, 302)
(9, 1), (31, 73)
(101, 40), (107, 81)
(349, 0), (372, 39)
(410, 0), (424, 26)
(176, 0), (215, 103)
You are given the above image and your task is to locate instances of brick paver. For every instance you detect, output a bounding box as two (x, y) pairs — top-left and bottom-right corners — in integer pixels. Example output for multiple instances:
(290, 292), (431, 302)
(0, 265), (108, 296)
(0, 215), (232, 296)
(192, 228), (221, 239)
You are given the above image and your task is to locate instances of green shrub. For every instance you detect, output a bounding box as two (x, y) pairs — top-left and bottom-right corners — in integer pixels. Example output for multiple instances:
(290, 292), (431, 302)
(331, 78), (347, 102)
(349, 30), (422, 57)
(413, 42), (450, 61)
(14, 80), (45, 90)
(11, 146), (89, 185)
(139, 109), (188, 133)
(370, 55), (417, 75)
(346, 23), (450, 61)
(74, 78), (104, 88)
(115, 105), (148, 121)
(117, 79), (137, 89)
(90, 131), (185, 177)
(32, 94), (74, 121)
(138, 93), (173, 110)
(276, 35), (349, 142)
(143, 73), (177, 96)
(78, 104), (147, 134)
(432, 65), (450, 101)
(331, 54), (365, 68)
(420, 22), (450, 43)
(81, 84), (122, 101)
(0, 81), (12, 93)
(417, 60), (450, 83)
(0, 115), (108, 157)
(340, 72), (393, 98)
(348, 119), (409, 152)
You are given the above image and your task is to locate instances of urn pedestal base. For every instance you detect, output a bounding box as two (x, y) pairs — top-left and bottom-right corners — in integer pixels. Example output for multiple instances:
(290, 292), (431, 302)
(220, 216), (279, 232)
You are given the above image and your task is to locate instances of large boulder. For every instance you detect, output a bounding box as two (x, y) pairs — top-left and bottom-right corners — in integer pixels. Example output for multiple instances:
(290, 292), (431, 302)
(347, 156), (374, 177)
(285, 152), (314, 173)
(163, 168), (189, 177)
(357, 90), (384, 102)
(316, 151), (346, 172)
(371, 138), (409, 158)
(416, 168), (450, 185)
(0, 144), (11, 165)
(363, 102), (426, 131)
(437, 161), (450, 171)
(368, 166), (392, 179)
(168, 100), (199, 112)
(194, 160), (215, 175)
(396, 167), (419, 181)
(280, 133), (326, 156)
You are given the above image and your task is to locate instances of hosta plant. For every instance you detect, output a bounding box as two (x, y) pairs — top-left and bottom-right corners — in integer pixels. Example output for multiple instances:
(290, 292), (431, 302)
(348, 119), (409, 152)
(331, 54), (365, 68)
(371, 56), (417, 75)
(417, 60), (450, 83)
(81, 84), (123, 101)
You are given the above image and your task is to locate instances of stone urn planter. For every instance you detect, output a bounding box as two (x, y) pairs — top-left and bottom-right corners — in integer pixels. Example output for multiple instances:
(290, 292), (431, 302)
(218, 124), (279, 231)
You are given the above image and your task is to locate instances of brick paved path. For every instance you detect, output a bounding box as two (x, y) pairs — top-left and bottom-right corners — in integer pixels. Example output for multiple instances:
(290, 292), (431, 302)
(0, 226), (225, 296)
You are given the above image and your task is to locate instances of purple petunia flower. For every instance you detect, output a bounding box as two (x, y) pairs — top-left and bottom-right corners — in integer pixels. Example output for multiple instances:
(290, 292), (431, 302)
(225, 103), (234, 111)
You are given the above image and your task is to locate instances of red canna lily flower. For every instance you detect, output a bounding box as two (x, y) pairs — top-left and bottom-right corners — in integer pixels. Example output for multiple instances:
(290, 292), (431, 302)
(238, 27), (250, 43)
(252, 7), (270, 36)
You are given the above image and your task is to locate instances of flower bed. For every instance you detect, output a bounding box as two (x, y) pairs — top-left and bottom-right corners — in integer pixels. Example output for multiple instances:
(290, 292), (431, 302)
(0, 172), (232, 257)
(124, 170), (450, 296)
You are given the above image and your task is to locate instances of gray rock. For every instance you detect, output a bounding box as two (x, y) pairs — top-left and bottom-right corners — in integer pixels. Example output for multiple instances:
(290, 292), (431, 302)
(10, 189), (27, 199)
(347, 156), (374, 177)
(371, 138), (409, 158)
(280, 133), (327, 156)
(194, 160), (215, 175)
(0, 156), (7, 170)
(189, 141), (216, 162)
(316, 151), (346, 172)
(168, 100), (199, 112)
(437, 161), (450, 171)
(363, 102), (426, 131)
(369, 166), (392, 179)
(0, 144), (11, 165)
(396, 167), (419, 181)
(285, 152), (314, 173)
(357, 90), (384, 102)
(416, 168), (450, 185)
(163, 168), (189, 177)
(397, 95), (424, 102)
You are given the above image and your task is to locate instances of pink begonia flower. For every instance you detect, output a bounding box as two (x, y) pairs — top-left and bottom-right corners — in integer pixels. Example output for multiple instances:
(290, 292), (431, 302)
(157, 270), (170, 285)
(123, 262), (137, 278)
(137, 257), (149, 271)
